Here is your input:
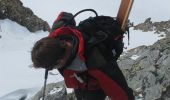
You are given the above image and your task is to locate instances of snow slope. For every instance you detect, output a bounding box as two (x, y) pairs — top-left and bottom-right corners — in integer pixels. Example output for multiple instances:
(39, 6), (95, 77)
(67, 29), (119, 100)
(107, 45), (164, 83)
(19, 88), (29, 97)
(0, 0), (169, 99)
(0, 19), (63, 99)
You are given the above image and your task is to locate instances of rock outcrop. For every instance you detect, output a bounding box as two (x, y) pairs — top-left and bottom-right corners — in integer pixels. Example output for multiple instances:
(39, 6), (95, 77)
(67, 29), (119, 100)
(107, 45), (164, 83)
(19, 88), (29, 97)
(0, 0), (50, 32)
(31, 81), (76, 100)
(31, 81), (74, 100)
(134, 18), (170, 35)
(118, 19), (170, 100)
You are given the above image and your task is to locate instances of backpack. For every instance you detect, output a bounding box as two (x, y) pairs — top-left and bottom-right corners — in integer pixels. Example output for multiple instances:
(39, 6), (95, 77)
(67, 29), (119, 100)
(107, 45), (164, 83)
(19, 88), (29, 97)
(50, 9), (126, 62)
(78, 15), (125, 60)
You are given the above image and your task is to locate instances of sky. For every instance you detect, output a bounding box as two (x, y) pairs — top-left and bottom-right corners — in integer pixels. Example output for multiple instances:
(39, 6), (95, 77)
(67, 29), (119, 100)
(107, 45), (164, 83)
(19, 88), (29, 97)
(0, 0), (169, 100)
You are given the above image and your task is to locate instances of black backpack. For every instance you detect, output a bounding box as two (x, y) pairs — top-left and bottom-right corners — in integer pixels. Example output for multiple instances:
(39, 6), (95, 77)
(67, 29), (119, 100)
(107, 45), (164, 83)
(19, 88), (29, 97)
(78, 15), (125, 59)
(50, 9), (126, 61)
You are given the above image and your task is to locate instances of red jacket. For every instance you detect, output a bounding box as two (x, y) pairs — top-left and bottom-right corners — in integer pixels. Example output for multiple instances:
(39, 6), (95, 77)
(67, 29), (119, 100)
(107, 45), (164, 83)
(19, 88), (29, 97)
(48, 27), (129, 100)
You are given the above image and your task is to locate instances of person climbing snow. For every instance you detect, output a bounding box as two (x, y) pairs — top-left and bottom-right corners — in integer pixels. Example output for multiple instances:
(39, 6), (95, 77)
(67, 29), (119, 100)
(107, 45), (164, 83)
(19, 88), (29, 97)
(31, 10), (134, 100)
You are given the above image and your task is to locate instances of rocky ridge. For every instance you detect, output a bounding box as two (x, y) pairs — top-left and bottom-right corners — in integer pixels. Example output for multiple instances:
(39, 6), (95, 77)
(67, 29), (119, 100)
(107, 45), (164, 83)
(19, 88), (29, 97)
(134, 18), (170, 35)
(0, 0), (50, 32)
(118, 19), (170, 100)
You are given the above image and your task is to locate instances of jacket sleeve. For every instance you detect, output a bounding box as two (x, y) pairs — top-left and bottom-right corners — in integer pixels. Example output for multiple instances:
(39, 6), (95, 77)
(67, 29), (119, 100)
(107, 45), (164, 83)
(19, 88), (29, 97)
(88, 69), (128, 100)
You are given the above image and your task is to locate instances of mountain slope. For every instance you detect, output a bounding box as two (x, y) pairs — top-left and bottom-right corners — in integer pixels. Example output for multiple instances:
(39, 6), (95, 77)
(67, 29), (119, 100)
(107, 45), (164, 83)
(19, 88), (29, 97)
(118, 22), (170, 100)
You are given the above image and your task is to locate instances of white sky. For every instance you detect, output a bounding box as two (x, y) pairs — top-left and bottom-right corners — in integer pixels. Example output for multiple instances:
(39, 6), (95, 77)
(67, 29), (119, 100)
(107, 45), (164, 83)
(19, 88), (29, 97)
(0, 0), (169, 99)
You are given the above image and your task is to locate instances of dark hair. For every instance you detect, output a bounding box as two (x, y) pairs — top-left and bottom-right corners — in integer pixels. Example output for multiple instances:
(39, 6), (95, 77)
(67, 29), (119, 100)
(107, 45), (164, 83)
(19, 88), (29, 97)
(31, 37), (65, 70)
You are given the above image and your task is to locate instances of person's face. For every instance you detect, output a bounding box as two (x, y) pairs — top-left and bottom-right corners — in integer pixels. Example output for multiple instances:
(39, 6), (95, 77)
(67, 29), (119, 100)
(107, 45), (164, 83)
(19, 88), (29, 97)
(53, 41), (72, 69)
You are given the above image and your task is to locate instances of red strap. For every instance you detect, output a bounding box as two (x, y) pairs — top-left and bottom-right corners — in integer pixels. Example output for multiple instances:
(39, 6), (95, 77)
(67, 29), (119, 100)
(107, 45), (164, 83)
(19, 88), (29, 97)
(88, 70), (128, 100)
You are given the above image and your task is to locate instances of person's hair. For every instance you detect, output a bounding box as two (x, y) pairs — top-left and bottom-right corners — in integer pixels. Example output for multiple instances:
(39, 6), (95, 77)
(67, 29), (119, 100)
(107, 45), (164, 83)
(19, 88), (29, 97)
(31, 37), (65, 70)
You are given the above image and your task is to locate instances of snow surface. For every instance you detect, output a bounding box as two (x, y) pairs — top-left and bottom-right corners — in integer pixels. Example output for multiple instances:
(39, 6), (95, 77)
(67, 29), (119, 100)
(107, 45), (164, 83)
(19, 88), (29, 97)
(130, 55), (140, 60)
(0, 0), (169, 99)
(49, 87), (62, 95)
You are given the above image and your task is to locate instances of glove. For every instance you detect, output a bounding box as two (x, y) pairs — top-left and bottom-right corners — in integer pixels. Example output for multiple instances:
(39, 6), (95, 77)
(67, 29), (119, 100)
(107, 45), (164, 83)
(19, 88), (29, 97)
(51, 12), (76, 32)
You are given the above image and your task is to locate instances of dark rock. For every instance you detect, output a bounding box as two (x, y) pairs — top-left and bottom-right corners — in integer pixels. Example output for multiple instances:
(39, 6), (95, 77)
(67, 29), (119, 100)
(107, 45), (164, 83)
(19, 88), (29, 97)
(160, 85), (170, 99)
(144, 17), (152, 23)
(134, 18), (170, 36)
(134, 18), (153, 32)
(0, 0), (50, 32)
(19, 95), (27, 100)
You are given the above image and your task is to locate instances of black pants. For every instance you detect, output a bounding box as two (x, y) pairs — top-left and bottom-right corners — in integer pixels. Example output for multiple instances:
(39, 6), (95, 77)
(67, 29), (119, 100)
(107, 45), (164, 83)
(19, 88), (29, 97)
(101, 60), (135, 100)
(74, 89), (106, 100)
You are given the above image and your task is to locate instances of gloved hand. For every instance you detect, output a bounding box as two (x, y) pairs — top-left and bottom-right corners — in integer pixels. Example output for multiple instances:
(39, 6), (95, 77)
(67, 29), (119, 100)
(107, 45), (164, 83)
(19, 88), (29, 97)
(51, 12), (76, 32)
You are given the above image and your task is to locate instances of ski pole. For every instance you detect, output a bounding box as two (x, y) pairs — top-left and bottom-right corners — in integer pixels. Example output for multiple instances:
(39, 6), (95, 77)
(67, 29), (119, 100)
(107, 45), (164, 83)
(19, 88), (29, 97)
(42, 69), (48, 100)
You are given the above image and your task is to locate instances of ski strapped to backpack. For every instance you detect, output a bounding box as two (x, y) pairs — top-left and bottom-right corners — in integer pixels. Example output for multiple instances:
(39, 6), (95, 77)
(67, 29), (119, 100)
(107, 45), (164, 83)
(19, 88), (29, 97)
(117, 0), (134, 45)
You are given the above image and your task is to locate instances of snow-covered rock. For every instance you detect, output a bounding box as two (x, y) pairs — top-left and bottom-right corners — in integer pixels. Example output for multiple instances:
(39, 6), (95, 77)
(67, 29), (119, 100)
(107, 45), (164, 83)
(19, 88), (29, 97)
(31, 81), (69, 100)
(0, 0), (50, 32)
(119, 22), (170, 100)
